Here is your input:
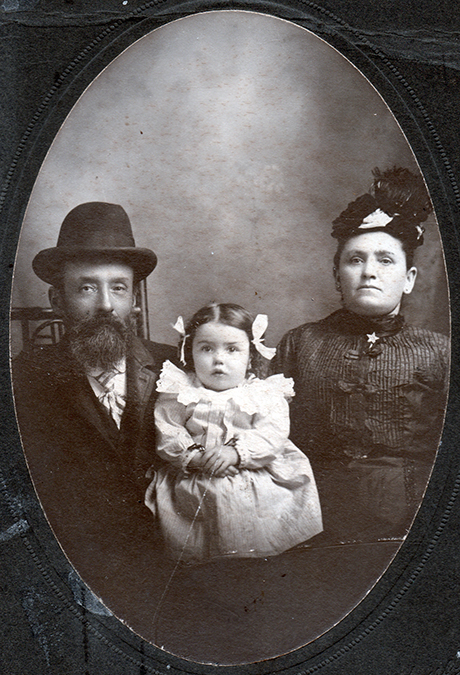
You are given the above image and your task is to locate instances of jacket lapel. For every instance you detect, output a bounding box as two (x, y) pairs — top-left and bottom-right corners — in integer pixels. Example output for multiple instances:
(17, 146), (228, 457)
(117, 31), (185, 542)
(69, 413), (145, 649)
(74, 381), (121, 449)
(128, 337), (159, 428)
(51, 338), (161, 456)
(49, 341), (122, 452)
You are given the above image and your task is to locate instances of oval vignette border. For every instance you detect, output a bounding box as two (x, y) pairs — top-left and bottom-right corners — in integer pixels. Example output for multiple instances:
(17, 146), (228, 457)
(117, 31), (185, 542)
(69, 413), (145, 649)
(1, 3), (459, 675)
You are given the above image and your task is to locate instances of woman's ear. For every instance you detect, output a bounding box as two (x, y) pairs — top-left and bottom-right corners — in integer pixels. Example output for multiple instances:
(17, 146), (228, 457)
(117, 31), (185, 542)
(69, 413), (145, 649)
(404, 266), (417, 295)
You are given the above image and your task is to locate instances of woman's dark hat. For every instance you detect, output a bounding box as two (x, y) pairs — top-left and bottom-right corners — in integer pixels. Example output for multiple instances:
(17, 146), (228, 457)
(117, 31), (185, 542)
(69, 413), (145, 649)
(331, 167), (433, 249)
(32, 202), (157, 285)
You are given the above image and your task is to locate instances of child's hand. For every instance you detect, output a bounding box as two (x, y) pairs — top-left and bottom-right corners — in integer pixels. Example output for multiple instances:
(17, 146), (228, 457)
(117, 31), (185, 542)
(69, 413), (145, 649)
(221, 465), (239, 477)
(187, 450), (206, 470)
(201, 446), (239, 477)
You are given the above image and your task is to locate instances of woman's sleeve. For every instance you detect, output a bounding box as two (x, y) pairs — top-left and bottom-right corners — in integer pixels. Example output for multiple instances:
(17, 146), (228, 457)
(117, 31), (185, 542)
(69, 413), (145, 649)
(154, 394), (200, 471)
(235, 394), (291, 470)
(271, 329), (298, 378)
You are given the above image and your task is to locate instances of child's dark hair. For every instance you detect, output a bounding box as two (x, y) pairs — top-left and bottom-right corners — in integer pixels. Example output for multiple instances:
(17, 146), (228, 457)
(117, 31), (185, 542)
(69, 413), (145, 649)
(181, 302), (269, 379)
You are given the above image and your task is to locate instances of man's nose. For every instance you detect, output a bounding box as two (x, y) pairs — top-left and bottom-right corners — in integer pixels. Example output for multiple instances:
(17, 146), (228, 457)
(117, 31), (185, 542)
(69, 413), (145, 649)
(96, 287), (114, 313)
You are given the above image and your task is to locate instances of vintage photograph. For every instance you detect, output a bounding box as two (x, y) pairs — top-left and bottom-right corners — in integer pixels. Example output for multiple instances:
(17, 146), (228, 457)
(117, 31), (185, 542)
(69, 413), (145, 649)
(9, 10), (450, 665)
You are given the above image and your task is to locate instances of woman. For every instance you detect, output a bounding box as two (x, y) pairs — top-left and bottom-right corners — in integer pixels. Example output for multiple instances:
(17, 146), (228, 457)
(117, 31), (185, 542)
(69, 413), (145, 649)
(273, 167), (449, 542)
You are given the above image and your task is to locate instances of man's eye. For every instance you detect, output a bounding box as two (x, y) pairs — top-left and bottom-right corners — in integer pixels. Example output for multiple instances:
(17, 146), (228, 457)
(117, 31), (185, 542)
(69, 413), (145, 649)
(201, 345), (212, 352)
(80, 285), (96, 292)
(380, 257), (393, 265)
(112, 285), (127, 292)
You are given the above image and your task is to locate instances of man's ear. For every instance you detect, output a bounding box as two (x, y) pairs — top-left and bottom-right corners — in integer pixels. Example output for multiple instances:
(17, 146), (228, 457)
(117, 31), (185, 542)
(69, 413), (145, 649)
(132, 282), (141, 314)
(49, 286), (65, 318)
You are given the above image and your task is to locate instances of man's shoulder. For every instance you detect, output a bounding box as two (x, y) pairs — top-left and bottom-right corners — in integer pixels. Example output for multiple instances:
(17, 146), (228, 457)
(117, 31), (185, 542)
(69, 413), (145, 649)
(13, 338), (176, 369)
(13, 343), (70, 375)
(12, 344), (75, 410)
(132, 337), (177, 368)
(139, 338), (176, 356)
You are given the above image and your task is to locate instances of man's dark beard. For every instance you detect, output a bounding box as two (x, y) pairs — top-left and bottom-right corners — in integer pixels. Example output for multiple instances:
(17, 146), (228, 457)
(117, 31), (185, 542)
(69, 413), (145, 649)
(66, 314), (136, 372)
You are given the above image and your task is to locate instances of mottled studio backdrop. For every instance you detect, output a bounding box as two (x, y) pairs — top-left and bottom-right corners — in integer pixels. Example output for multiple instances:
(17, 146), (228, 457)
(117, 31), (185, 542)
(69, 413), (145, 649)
(11, 11), (449, 354)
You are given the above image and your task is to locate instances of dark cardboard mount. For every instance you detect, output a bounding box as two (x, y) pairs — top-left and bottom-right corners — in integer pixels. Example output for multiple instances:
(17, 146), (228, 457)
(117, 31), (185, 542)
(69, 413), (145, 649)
(1, 2), (460, 674)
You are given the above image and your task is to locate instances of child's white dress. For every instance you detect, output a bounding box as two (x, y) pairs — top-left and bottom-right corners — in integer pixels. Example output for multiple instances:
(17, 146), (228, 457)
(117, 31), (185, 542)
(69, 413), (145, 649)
(145, 360), (322, 562)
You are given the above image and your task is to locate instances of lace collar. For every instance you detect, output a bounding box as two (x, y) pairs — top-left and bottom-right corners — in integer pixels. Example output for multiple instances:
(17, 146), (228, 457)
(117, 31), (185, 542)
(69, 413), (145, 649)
(156, 360), (294, 416)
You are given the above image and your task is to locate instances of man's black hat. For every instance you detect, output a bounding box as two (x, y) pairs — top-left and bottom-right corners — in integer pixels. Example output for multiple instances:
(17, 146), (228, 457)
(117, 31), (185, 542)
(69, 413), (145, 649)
(33, 202), (157, 285)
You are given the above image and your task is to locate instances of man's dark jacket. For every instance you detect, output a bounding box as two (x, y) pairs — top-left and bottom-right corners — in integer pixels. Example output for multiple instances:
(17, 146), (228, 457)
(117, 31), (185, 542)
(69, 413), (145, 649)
(12, 336), (175, 599)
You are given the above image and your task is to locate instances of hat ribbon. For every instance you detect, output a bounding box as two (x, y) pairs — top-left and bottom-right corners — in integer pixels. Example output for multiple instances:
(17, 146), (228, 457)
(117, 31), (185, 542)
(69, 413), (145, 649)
(359, 208), (424, 241)
(358, 208), (394, 230)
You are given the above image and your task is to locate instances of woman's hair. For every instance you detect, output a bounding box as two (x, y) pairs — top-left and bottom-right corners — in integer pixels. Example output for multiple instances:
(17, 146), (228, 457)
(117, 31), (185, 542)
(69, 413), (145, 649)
(181, 302), (268, 378)
(332, 166), (432, 273)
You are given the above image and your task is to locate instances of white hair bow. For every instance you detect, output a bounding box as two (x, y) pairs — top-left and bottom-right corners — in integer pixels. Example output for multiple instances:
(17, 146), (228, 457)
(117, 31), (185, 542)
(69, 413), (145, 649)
(172, 316), (188, 365)
(251, 314), (276, 360)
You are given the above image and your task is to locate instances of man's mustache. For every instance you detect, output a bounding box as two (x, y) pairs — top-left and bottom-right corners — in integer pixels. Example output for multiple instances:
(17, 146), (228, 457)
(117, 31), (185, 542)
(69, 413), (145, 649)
(67, 313), (130, 338)
(65, 312), (136, 371)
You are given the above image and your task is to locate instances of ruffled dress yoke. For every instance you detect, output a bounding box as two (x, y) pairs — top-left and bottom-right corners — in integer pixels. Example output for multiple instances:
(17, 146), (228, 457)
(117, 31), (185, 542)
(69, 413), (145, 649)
(273, 309), (449, 540)
(145, 361), (323, 562)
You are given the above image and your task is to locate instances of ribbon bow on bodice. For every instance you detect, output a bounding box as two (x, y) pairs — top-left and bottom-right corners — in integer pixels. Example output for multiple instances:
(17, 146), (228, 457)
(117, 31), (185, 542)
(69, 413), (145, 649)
(337, 380), (379, 395)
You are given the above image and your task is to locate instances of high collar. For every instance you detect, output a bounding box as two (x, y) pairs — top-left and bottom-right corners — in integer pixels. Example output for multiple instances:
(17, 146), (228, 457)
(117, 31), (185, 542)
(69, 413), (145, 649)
(330, 308), (405, 338)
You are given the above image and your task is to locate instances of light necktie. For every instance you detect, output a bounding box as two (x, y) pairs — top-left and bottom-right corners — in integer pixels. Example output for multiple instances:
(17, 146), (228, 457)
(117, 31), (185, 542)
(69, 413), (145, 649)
(95, 370), (126, 429)
(87, 361), (127, 429)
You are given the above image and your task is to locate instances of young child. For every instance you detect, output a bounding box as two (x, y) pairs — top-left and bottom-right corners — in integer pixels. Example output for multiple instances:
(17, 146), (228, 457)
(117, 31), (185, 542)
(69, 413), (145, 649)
(145, 303), (322, 563)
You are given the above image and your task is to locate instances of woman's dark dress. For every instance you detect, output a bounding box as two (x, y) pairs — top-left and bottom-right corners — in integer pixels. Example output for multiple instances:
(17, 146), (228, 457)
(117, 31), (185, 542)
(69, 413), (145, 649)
(273, 309), (449, 541)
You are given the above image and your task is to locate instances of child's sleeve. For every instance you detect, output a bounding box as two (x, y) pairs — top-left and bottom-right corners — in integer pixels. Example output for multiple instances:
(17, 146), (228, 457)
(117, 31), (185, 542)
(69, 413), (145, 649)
(235, 393), (291, 470)
(154, 394), (201, 471)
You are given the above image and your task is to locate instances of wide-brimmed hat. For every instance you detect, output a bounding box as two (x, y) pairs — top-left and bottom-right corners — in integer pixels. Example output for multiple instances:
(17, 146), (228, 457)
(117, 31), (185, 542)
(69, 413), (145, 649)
(32, 202), (157, 285)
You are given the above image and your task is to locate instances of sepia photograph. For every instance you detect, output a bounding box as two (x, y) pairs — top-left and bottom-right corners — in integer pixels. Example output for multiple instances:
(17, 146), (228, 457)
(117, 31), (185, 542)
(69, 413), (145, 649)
(5, 7), (453, 670)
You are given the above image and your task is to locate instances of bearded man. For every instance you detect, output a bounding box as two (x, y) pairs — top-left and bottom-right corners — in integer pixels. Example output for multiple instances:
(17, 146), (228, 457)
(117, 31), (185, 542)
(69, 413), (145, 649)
(12, 202), (175, 597)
